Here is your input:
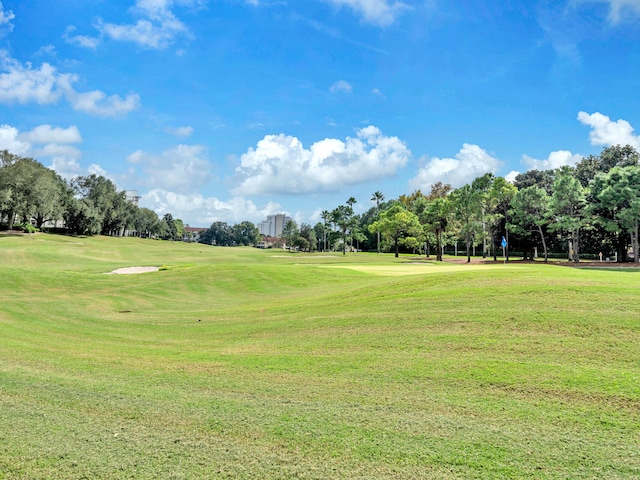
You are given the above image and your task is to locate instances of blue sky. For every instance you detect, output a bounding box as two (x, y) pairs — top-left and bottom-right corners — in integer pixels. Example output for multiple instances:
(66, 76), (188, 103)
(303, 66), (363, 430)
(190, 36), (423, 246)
(1, 0), (640, 227)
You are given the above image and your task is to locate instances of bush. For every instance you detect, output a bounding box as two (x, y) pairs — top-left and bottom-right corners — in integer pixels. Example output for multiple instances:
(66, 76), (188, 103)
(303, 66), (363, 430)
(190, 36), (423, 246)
(17, 223), (38, 234)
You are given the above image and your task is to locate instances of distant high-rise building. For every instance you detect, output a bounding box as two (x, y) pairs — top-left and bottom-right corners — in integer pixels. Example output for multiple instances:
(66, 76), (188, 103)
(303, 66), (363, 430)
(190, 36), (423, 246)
(257, 213), (291, 237)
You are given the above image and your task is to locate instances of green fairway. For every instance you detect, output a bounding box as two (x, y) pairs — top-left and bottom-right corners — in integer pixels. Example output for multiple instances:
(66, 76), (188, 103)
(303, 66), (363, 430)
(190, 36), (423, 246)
(1, 234), (639, 479)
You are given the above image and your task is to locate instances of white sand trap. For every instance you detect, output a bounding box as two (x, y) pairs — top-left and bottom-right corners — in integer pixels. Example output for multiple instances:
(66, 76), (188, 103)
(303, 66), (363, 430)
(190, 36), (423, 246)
(108, 266), (160, 274)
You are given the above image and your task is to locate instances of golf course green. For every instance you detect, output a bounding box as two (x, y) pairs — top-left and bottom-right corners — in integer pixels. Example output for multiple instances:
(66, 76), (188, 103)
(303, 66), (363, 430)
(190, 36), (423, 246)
(1, 233), (639, 479)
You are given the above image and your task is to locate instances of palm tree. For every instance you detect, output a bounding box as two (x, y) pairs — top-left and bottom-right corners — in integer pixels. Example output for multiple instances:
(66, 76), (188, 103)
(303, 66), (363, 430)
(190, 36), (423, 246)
(345, 197), (357, 250)
(320, 209), (331, 251)
(371, 191), (385, 253)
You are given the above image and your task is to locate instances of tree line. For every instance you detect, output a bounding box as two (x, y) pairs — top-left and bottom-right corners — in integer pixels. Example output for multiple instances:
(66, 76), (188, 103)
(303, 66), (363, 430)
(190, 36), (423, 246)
(0, 150), (183, 239)
(4, 145), (640, 262)
(0, 150), (262, 245)
(282, 145), (640, 263)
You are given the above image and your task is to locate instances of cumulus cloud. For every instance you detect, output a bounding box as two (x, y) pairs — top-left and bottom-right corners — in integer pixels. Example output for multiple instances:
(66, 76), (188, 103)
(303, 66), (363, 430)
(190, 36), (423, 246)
(142, 189), (283, 225)
(326, 0), (409, 27)
(577, 111), (640, 149)
(409, 144), (502, 190)
(0, 50), (140, 117)
(233, 126), (411, 195)
(96, 0), (192, 49)
(330, 80), (353, 93)
(522, 150), (583, 171)
(0, 123), (84, 178)
(126, 144), (211, 192)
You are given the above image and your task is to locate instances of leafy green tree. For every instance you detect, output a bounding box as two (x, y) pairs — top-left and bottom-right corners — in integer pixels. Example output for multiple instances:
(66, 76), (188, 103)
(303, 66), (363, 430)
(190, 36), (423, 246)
(134, 208), (161, 238)
(509, 186), (551, 262)
(63, 197), (102, 235)
(450, 184), (484, 263)
(513, 169), (555, 194)
(490, 177), (517, 261)
(420, 195), (451, 261)
(281, 219), (299, 251)
(232, 221), (260, 246)
(471, 173), (497, 258)
(299, 223), (317, 252)
(369, 204), (422, 258)
(548, 167), (588, 263)
(0, 155), (66, 230)
(591, 165), (640, 263)
(200, 221), (233, 246)
(173, 218), (185, 241)
(161, 213), (177, 240)
(577, 145), (640, 259)
(575, 145), (639, 187)
(70, 174), (134, 236)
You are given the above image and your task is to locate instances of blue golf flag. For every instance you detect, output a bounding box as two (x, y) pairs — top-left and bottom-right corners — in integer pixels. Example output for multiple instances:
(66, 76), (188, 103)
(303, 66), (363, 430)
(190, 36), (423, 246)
(501, 236), (507, 248)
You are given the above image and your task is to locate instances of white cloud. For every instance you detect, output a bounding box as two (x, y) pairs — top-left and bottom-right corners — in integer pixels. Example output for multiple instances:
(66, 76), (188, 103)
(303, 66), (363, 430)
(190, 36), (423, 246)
(577, 111), (640, 149)
(330, 80), (353, 93)
(0, 124), (31, 155)
(96, 0), (191, 49)
(586, 0), (640, 23)
(505, 171), (519, 183)
(0, 50), (140, 117)
(126, 144), (211, 192)
(0, 1), (14, 36)
(62, 85), (141, 117)
(409, 143), (502, 190)
(166, 125), (194, 137)
(141, 189), (282, 225)
(0, 123), (84, 179)
(63, 25), (101, 49)
(50, 156), (83, 178)
(522, 150), (583, 170)
(20, 124), (82, 144)
(326, 0), (409, 26)
(233, 125), (411, 195)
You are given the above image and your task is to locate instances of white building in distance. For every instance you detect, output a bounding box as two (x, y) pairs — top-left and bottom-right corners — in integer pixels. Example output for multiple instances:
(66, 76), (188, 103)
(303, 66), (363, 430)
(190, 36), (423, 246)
(258, 214), (291, 238)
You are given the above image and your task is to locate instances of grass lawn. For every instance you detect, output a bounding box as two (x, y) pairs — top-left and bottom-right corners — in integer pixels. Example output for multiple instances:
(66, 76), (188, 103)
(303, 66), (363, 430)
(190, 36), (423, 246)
(1, 233), (639, 479)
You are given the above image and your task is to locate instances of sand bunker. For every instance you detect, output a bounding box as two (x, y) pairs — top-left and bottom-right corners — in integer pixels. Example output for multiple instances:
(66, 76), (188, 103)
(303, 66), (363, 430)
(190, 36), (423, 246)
(108, 266), (160, 274)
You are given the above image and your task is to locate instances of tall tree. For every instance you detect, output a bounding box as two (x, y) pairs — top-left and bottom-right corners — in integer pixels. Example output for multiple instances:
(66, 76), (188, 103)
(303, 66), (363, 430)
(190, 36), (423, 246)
(200, 221), (233, 246)
(232, 221), (260, 246)
(280, 219), (299, 251)
(0, 156), (66, 230)
(575, 144), (639, 187)
(332, 204), (353, 255)
(490, 177), (517, 261)
(548, 168), (588, 263)
(509, 186), (551, 262)
(591, 165), (640, 263)
(299, 223), (317, 252)
(450, 184), (482, 263)
(371, 191), (385, 253)
(369, 204), (422, 258)
(162, 213), (178, 240)
(420, 185), (452, 262)
(320, 210), (331, 251)
(471, 173), (496, 258)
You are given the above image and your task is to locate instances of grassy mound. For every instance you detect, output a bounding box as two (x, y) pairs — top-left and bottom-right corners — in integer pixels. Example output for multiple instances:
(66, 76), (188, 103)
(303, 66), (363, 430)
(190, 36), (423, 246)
(1, 234), (639, 479)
